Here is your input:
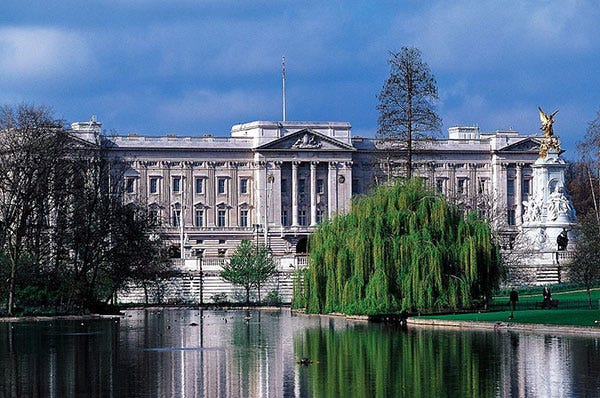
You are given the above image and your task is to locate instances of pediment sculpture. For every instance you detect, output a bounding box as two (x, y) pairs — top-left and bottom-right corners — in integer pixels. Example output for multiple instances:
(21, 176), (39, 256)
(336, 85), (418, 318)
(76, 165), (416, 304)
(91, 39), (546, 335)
(292, 133), (322, 149)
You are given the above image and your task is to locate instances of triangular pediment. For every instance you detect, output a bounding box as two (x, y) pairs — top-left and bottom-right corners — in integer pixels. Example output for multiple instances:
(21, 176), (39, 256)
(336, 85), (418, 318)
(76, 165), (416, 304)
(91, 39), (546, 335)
(257, 129), (355, 151)
(498, 138), (541, 153)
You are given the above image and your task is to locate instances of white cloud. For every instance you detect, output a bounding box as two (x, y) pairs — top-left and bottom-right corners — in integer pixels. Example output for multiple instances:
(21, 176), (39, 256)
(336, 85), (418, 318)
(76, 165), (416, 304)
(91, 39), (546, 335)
(0, 26), (92, 82)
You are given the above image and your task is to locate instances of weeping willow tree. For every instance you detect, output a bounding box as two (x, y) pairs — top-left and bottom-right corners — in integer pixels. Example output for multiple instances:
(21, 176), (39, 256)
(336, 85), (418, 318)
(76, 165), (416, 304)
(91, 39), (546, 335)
(293, 178), (502, 315)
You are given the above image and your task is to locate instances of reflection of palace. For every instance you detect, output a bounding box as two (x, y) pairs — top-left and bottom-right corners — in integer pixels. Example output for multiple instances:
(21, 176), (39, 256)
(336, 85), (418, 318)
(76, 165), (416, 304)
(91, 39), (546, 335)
(117, 309), (324, 397)
(71, 119), (548, 302)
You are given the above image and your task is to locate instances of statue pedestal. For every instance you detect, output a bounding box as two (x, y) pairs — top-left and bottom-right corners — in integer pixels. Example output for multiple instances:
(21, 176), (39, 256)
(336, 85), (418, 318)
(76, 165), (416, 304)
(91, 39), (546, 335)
(513, 149), (576, 284)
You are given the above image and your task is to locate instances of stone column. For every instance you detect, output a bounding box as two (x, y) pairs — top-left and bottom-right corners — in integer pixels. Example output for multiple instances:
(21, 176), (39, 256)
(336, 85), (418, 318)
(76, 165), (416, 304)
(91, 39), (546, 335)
(499, 163), (508, 225)
(231, 162), (239, 227)
(448, 163), (456, 197)
(469, 163), (477, 209)
(428, 162), (436, 191)
(270, 161), (282, 227)
(516, 163), (523, 224)
(310, 161), (318, 226)
(292, 161), (299, 226)
(328, 162), (337, 218)
(207, 161), (216, 226)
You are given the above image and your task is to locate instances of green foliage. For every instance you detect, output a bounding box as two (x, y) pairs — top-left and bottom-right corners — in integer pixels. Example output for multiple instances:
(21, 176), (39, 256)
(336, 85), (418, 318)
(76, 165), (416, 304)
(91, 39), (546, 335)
(294, 323), (499, 397)
(220, 240), (277, 304)
(265, 290), (282, 306)
(294, 178), (501, 315)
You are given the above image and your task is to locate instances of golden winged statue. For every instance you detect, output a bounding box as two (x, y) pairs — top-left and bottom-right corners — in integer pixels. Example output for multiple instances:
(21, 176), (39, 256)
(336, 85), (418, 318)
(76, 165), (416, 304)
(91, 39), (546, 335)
(537, 107), (560, 157)
(538, 107), (558, 138)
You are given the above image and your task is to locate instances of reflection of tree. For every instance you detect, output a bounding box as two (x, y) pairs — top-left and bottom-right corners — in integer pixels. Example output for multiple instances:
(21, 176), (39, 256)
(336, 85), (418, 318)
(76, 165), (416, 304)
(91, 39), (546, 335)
(230, 310), (268, 396)
(0, 319), (117, 396)
(294, 326), (500, 397)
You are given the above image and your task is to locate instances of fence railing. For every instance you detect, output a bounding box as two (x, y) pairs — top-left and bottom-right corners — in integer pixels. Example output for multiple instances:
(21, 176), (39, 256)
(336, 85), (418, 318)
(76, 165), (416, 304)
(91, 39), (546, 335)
(169, 255), (309, 273)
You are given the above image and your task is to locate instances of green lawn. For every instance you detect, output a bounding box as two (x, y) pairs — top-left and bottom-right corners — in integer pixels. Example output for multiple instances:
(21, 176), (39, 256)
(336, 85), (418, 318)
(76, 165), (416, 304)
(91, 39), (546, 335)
(419, 309), (600, 327)
(415, 288), (600, 327)
(492, 288), (600, 306)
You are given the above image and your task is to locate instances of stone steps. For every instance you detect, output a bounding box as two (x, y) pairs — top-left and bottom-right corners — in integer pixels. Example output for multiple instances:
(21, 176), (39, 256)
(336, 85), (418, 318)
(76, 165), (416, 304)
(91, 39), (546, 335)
(117, 271), (296, 305)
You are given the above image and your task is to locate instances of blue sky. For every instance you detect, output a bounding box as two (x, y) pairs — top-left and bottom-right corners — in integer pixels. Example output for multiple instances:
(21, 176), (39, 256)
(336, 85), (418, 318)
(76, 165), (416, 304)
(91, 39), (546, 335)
(1, 1), (599, 157)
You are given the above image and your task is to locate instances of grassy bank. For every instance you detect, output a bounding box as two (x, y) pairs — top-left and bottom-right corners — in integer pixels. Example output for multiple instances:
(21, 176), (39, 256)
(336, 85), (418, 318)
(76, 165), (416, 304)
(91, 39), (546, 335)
(415, 287), (600, 328)
(418, 309), (600, 327)
(491, 288), (600, 310)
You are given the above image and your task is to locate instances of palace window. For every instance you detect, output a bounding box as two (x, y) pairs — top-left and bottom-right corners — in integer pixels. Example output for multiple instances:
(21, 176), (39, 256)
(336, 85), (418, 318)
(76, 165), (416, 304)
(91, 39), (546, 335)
(507, 208), (516, 226)
(172, 209), (181, 227)
(436, 179), (445, 193)
(172, 177), (181, 193)
(125, 178), (135, 193)
(195, 178), (204, 194)
(240, 178), (248, 194)
(316, 179), (324, 194)
(240, 210), (249, 227)
(316, 209), (325, 224)
(149, 177), (158, 194)
(299, 179), (306, 193)
(148, 206), (159, 222)
(522, 179), (531, 197)
(281, 178), (288, 193)
(195, 209), (204, 227)
(477, 179), (487, 195)
(507, 179), (515, 196)
(457, 178), (466, 195)
(281, 210), (289, 226)
(298, 210), (307, 226)
(218, 178), (226, 194)
(217, 209), (226, 227)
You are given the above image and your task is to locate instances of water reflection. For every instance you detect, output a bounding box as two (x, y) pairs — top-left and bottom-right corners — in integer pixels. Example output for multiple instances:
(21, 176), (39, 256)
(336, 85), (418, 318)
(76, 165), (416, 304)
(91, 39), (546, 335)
(1, 310), (599, 397)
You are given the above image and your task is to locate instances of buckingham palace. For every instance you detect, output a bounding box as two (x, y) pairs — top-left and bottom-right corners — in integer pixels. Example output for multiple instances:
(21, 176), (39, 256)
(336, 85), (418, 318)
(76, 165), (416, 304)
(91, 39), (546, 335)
(70, 118), (546, 303)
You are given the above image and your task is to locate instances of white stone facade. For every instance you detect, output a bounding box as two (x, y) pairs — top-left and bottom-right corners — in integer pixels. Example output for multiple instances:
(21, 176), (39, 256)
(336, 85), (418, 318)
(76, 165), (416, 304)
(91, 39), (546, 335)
(71, 119), (555, 301)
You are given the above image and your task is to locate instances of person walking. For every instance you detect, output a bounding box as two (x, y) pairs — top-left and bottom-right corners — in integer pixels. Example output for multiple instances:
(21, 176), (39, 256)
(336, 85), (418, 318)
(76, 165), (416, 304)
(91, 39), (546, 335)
(543, 286), (552, 309)
(509, 289), (519, 319)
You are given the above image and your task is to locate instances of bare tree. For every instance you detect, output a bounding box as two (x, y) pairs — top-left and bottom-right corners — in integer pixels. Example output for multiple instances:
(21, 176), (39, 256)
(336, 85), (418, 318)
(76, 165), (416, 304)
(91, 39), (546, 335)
(0, 105), (69, 315)
(377, 47), (442, 179)
(0, 105), (170, 314)
(57, 140), (170, 311)
(576, 107), (600, 232)
(570, 214), (600, 308)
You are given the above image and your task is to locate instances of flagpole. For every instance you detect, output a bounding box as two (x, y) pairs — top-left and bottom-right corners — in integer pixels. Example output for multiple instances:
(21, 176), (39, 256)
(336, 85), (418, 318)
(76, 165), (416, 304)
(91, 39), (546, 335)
(282, 56), (286, 122)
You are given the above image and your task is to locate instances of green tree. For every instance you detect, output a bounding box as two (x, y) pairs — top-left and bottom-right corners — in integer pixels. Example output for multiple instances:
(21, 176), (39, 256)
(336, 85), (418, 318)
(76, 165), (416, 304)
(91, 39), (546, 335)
(377, 47), (441, 179)
(221, 240), (276, 304)
(294, 178), (502, 315)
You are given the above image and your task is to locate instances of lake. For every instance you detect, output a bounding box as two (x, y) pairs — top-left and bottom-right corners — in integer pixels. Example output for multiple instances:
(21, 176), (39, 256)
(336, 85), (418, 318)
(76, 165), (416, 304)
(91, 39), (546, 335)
(1, 308), (599, 397)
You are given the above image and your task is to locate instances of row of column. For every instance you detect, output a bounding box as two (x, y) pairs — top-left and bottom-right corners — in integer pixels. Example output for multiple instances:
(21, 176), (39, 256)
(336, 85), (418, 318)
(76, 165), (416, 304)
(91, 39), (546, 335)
(287, 160), (350, 227)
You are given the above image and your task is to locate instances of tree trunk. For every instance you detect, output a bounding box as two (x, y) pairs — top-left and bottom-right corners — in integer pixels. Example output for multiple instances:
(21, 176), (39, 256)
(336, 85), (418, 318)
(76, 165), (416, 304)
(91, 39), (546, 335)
(258, 282), (261, 303)
(245, 286), (250, 305)
(585, 166), (600, 234)
(143, 283), (149, 305)
(7, 262), (15, 315)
